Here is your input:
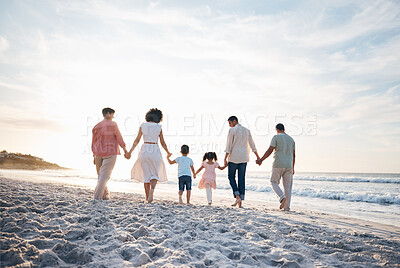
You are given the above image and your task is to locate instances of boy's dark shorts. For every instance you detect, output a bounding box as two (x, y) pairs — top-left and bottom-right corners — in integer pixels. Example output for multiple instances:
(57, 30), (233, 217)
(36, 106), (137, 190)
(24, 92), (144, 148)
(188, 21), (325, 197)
(178, 175), (192, 191)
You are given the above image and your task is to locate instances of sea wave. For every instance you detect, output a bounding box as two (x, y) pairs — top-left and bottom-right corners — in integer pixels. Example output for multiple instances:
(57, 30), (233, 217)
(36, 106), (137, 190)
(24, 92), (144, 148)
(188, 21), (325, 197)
(292, 188), (400, 205)
(215, 173), (400, 184)
(293, 176), (400, 184)
(215, 184), (400, 205)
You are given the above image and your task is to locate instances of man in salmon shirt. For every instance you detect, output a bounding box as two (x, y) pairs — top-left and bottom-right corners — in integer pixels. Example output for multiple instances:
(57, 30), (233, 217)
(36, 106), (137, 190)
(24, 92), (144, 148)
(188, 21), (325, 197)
(92, 107), (128, 200)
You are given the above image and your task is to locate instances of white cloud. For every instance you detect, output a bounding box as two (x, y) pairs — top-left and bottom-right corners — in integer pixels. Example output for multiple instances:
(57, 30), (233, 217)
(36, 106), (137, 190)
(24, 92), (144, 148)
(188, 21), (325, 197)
(0, 36), (9, 55)
(0, 0), (399, 171)
(285, 1), (400, 48)
(0, 80), (38, 95)
(0, 104), (65, 132)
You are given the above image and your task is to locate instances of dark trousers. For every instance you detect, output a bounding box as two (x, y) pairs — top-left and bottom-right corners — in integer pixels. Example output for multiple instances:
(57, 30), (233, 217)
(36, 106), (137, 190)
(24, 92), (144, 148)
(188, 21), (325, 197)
(228, 162), (247, 200)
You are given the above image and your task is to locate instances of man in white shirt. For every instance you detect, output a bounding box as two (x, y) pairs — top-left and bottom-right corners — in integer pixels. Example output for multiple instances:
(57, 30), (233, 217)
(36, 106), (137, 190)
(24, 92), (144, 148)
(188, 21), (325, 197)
(224, 116), (260, 208)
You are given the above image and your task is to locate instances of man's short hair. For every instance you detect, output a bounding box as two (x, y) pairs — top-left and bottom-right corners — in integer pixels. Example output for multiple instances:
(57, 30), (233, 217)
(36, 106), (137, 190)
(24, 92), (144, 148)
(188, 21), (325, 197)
(228, 116), (238, 122)
(102, 107), (115, 117)
(181, 145), (189, 154)
(276, 123), (285, 131)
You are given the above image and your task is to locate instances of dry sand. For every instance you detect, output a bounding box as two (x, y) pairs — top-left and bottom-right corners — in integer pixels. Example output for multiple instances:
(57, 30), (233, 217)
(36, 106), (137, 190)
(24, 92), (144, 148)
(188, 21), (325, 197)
(1, 176), (399, 267)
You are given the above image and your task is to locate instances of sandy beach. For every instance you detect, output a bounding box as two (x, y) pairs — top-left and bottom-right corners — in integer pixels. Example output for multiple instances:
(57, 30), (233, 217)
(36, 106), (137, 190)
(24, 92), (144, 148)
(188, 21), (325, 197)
(1, 176), (399, 267)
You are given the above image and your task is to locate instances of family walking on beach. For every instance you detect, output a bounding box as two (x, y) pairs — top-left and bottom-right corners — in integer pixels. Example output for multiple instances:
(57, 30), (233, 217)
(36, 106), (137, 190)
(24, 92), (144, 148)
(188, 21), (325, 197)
(91, 108), (295, 211)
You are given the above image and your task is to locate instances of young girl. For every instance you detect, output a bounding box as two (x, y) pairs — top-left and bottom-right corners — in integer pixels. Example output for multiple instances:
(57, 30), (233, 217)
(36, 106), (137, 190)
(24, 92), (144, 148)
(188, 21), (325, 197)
(195, 152), (226, 205)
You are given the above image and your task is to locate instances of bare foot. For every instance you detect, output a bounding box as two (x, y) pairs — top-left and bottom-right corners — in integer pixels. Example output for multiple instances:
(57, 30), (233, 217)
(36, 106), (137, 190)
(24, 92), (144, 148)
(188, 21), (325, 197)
(279, 198), (287, 210)
(103, 188), (110, 200)
(231, 197), (241, 207)
(238, 200), (243, 208)
(148, 188), (154, 203)
(179, 196), (183, 204)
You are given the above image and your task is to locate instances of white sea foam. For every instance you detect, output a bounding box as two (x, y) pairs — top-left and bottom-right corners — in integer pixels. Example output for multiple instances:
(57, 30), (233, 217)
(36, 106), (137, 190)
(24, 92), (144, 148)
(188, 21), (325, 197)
(291, 188), (400, 204)
(99, 172), (400, 205)
(2, 169), (399, 207)
(294, 176), (400, 184)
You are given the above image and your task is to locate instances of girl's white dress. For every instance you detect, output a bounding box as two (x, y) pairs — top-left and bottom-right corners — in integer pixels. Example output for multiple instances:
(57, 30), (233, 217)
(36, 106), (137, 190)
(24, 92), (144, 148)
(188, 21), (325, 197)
(131, 122), (168, 183)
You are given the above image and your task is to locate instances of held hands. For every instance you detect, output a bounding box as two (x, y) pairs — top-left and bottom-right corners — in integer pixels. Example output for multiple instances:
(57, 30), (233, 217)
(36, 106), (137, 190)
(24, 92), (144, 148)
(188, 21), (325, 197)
(122, 147), (131, 160)
(256, 158), (262, 166)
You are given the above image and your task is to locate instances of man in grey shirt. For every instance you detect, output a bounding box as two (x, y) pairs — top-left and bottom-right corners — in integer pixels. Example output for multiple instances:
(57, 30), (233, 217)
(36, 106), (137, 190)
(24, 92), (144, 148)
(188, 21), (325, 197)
(224, 116), (260, 208)
(257, 123), (295, 211)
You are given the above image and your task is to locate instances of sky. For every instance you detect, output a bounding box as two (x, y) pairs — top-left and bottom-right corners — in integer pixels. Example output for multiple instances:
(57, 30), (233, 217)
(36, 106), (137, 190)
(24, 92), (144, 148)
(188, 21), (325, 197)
(0, 0), (399, 175)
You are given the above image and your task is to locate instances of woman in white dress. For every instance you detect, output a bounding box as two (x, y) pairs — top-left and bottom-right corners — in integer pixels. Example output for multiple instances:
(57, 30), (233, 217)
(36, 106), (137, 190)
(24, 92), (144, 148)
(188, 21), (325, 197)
(126, 108), (171, 203)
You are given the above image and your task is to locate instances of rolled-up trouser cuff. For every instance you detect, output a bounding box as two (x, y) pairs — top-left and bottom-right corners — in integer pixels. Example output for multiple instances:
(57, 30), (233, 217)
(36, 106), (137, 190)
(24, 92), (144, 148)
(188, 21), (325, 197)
(234, 190), (240, 198)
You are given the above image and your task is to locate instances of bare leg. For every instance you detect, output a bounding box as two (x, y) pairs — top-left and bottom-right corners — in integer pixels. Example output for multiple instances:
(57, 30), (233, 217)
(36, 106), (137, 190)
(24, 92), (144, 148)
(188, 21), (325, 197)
(144, 183), (150, 201)
(150, 179), (157, 189)
(178, 190), (183, 204)
(148, 179), (157, 203)
(186, 190), (191, 204)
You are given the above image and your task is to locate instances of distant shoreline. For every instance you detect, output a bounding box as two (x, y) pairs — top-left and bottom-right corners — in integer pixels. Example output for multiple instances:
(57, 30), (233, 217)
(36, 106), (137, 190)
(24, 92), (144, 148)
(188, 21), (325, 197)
(0, 166), (69, 171)
(0, 150), (68, 170)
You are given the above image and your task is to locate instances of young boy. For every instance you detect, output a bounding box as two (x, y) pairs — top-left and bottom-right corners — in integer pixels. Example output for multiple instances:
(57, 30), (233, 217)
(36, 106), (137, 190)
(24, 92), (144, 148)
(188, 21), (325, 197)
(167, 145), (196, 204)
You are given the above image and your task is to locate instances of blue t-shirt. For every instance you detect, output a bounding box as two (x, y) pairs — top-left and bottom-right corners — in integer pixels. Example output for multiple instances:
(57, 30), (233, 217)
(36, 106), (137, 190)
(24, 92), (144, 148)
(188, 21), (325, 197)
(175, 156), (194, 177)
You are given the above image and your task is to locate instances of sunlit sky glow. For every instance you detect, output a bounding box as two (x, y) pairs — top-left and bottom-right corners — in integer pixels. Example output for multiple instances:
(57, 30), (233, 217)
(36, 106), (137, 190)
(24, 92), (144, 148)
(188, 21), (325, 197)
(0, 0), (399, 175)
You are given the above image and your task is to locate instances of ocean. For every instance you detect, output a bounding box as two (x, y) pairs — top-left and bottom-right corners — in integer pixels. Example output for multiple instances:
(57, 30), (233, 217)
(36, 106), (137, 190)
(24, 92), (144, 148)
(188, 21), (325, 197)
(1, 169), (399, 227)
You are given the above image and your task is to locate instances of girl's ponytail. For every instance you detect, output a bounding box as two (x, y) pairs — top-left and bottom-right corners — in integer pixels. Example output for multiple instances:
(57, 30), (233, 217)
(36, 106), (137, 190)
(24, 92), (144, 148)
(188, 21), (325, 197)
(203, 152), (217, 161)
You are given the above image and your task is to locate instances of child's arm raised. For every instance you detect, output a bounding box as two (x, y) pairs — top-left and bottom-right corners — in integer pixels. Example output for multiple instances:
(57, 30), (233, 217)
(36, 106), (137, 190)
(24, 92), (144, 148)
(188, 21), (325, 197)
(166, 155), (176, 165)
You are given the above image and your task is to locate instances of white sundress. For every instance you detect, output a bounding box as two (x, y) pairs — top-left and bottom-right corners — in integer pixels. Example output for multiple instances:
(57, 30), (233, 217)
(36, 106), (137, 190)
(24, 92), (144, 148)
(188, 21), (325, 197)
(131, 122), (168, 183)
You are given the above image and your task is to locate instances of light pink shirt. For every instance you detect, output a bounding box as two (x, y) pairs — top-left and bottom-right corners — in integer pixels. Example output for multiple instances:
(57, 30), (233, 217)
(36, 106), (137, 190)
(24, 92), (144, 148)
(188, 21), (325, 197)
(92, 120), (126, 157)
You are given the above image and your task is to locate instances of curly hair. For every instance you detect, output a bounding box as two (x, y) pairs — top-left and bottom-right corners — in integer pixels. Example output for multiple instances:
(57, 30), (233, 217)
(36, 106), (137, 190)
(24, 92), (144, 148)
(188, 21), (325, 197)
(145, 108), (163, 123)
